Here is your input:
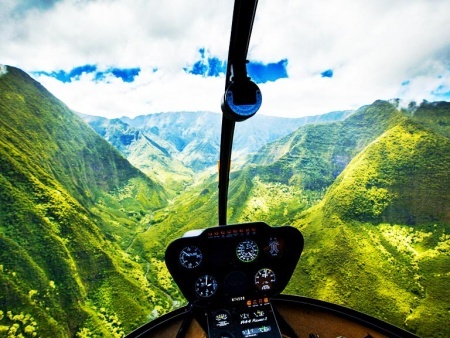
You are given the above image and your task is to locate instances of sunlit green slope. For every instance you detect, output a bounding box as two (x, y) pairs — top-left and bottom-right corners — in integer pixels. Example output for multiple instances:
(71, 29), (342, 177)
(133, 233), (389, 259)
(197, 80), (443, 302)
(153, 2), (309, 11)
(250, 100), (405, 189)
(288, 114), (450, 337)
(0, 66), (170, 337)
(324, 118), (450, 224)
(289, 207), (450, 338)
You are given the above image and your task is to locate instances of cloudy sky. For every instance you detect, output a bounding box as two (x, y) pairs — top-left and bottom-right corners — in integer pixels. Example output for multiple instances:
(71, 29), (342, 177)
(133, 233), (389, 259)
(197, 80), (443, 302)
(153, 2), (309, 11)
(1, 0), (450, 118)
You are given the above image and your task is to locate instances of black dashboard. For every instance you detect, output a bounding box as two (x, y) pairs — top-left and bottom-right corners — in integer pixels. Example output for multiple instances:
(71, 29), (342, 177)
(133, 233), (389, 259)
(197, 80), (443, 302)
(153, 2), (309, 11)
(165, 222), (304, 337)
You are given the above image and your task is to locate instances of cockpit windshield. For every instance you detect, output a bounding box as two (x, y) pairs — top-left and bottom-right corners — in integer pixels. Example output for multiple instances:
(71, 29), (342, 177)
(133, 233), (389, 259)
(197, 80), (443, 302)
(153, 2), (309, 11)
(0, 0), (449, 337)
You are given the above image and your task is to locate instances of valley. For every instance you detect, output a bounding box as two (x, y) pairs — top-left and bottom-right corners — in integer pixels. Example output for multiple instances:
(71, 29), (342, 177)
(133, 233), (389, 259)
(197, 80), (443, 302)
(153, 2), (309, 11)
(1, 66), (449, 337)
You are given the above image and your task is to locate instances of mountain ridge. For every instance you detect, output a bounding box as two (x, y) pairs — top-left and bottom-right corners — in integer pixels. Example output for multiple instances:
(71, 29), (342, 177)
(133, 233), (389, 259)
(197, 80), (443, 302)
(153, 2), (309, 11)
(80, 108), (353, 195)
(83, 110), (353, 169)
(0, 66), (172, 336)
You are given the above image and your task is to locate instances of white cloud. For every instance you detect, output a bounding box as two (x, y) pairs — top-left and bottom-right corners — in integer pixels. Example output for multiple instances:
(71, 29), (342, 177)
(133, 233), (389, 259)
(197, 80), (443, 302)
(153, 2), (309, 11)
(1, 0), (449, 118)
(36, 68), (225, 117)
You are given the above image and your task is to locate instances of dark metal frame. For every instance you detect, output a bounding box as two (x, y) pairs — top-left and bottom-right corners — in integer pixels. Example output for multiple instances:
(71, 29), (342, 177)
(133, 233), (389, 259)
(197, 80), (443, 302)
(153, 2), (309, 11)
(218, 0), (259, 225)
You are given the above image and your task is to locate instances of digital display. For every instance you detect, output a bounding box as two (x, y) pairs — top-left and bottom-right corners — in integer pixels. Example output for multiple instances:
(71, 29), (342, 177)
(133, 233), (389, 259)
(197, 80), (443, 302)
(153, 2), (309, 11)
(242, 325), (272, 337)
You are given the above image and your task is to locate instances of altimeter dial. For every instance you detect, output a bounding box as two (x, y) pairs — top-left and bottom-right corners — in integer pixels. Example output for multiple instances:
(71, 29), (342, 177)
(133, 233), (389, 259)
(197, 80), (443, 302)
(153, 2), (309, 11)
(195, 274), (218, 298)
(179, 246), (202, 269)
(236, 239), (259, 262)
(254, 268), (276, 291)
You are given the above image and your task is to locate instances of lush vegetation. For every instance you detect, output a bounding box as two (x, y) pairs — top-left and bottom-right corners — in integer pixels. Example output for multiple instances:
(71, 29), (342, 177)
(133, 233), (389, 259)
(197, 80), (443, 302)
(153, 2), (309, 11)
(1, 66), (449, 337)
(0, 67), (170, 337)
(324, 119), (450, 224)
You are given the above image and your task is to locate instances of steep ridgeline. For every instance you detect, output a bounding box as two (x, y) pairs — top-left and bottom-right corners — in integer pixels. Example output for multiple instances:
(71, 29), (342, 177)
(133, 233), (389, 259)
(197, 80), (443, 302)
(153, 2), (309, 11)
(241, 99), (450, 224)
(0, 66), (170, 337)
(81, 110), (353, 180)
(249, 101), (405, 188)
(323, 104), (450, 224)
(79, 114), (194, 195)
(122, 110), (353, 170)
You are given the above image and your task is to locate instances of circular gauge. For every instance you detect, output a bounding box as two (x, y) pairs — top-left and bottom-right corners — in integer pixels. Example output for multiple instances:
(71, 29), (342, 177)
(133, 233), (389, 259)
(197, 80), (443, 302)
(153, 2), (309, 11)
(213, 309), (231, 328)
(179, 246), (203, 269)
(195, 274), (218, 298)
(236, 240), (259, 263)
(254, 268), (276, 291)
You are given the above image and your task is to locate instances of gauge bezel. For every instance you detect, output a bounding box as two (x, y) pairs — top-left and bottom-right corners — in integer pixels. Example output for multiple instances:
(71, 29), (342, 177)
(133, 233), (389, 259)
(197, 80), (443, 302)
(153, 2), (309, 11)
(213, 309), (232, 328)
(195, 274), (218, 298)
(254, 268), (276, 292)
(179, 245), (203, 269)
(236, 239), (259, 263)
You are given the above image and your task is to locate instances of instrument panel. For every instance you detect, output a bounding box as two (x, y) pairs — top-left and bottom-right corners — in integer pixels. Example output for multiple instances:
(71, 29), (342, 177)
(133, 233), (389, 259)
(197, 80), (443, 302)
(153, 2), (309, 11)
(165, 222), (304, 305)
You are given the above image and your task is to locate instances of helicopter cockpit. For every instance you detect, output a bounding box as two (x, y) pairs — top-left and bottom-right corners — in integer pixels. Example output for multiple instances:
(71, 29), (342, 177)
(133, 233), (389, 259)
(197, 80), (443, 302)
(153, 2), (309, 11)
(165, 222), (303, 337)
(126, 0), (419, 337)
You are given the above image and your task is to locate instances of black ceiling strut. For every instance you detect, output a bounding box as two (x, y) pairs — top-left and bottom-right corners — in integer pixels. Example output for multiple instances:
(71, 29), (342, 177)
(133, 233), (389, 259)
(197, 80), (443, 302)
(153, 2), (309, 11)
(218, 0), (261, 225)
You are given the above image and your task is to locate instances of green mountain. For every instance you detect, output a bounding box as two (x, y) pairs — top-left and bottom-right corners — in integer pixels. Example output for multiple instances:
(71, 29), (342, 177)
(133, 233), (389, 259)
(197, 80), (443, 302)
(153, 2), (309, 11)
(324, 118), (450, 224)
(249, 101), (405, 188)
(287, 104), (450, 337)
(133, 100), (449, 235)
(78, 114), (194, 196)
(120, 110), (353, 169)
(1, 65), (449, 337)
(80, 109), (353, 199)
(0, 66), (172, 337)
(83, 110), (353, 172)
(79, 110), (353, 198)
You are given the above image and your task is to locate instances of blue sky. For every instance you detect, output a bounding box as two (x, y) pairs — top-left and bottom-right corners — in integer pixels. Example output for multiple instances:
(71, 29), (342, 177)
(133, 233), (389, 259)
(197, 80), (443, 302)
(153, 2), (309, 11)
(33, 65), (142, 83)
(37, 50), (290, 85)
(1, 0), (449, 118)
(184, 48), (289, 84)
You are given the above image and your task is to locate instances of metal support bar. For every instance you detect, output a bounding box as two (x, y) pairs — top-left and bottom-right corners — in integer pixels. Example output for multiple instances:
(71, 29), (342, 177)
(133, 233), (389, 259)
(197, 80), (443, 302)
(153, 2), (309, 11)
(218, 0), (259, 226)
